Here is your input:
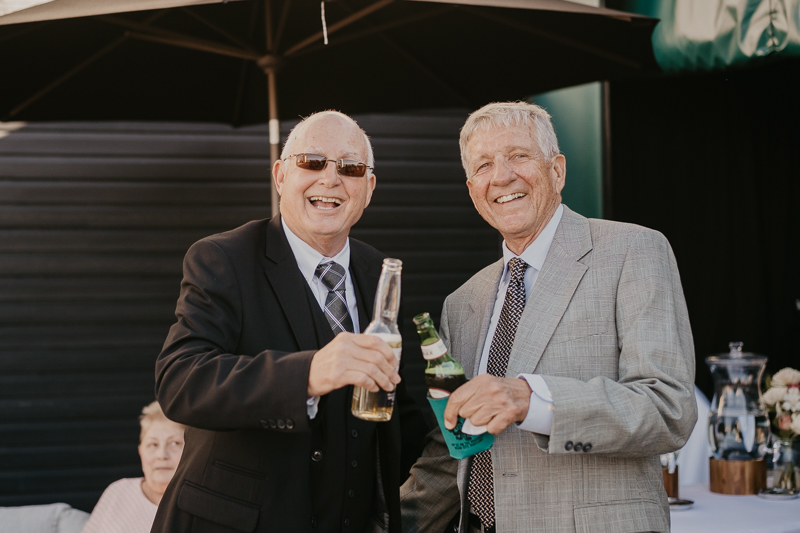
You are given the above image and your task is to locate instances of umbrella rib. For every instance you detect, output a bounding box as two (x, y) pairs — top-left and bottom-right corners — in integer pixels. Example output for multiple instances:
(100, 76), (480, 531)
(462, 6), (640, 69)
(284, 0), (395, 56)
(377, 33), (471, 107)
(180, 7), (256, 52)
(233, 0), (262, 125)
(100, 16), (259, 61)
(265, 0), (273, 52)
(0, 21), (52, 45)
(273, 0), (293, 53)
(7, 35), (127, 119)
(292, 5), (455, 57)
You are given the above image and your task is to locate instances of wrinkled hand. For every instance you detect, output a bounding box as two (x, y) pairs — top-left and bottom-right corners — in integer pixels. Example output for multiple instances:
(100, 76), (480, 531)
(308, 332), (401, 397)
(444, 374), (532, 434)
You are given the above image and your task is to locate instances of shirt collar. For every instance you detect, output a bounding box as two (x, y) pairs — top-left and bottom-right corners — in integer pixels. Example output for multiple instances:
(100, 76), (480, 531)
(501, 203), (564, 274)
(281, 217), (351, 284)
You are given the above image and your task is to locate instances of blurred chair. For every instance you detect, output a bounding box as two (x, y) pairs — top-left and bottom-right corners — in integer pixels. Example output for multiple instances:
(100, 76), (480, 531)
(675, 385), (712, 485)
(0, 503), (89, 533)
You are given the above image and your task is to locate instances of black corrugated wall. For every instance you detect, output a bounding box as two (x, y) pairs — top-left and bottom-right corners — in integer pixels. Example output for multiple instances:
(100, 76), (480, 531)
(0, 113), (498, 511)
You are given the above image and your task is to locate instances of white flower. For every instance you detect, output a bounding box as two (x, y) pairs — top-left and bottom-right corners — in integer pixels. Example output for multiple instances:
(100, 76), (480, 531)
(791, 413), (800, 436)
(762, 386), (788, 407)
(783, 401), (793, 412)
(787, 388), (800, 406)
(772, 368), (800, 387)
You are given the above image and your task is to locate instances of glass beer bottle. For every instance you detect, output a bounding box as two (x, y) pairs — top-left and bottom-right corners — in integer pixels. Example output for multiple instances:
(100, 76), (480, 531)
(351, 258), (403, 421)
(413, 312), (466, 398)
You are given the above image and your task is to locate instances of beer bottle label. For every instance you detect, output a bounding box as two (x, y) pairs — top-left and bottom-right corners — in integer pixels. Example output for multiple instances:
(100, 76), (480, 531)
(421, 339), (448, 360)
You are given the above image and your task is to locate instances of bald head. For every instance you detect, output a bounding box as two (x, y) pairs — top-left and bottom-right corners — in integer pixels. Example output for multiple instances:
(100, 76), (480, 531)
(281, 111), (374, 174)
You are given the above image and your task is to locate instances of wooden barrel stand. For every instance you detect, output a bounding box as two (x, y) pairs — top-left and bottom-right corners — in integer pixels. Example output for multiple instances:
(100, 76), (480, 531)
(709, 458), (766, 494)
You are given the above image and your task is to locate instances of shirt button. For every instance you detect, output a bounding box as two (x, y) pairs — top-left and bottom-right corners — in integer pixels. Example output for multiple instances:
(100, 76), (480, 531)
(547, 404), (554, 412)
(351, 460), (358, 468)
(311, 450), (323, 462)
(351, 429), (358, 438)
(565, 441), (573, 451)
(348, 489), (355, 498)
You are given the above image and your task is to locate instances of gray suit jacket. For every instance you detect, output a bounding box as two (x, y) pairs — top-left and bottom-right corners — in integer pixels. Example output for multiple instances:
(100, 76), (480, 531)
(400, 206), (697, 533)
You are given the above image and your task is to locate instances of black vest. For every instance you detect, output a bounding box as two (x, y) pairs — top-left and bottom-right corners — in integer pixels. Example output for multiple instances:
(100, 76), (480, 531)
(306, 274), (379, 533)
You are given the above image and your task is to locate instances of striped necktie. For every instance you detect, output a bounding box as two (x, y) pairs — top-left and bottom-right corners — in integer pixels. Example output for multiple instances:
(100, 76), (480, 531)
(468, 257), (529, 530)
(315, 261), (354, 335)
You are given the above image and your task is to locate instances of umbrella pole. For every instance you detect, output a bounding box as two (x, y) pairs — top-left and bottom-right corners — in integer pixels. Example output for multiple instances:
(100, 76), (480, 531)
(268, 68), (280, 218)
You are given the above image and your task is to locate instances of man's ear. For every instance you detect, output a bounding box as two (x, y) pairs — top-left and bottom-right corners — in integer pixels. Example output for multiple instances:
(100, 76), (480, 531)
(273, 159), (286, 196)
(551, 154), (566, 194)
(363, 172), (377, 208)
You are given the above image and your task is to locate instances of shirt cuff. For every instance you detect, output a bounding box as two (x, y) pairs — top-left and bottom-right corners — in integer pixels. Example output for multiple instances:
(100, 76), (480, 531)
(307, 396), (320, 419)
(515, 374), (554, 435)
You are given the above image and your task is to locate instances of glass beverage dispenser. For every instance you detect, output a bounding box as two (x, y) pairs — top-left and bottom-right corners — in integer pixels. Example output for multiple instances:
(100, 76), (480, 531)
(706, 342), (769, 461)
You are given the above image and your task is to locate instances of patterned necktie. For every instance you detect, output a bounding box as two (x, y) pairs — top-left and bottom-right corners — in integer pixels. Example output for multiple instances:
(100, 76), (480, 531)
(468, 257), (529, 530)
(315, 261), (354, 335)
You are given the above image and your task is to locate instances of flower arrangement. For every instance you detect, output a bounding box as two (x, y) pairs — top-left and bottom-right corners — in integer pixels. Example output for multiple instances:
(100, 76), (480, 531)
(761, 367), (800, 440)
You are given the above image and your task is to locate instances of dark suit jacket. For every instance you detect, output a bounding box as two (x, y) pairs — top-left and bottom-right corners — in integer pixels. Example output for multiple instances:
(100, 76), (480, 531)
(152, 216), (426, 533)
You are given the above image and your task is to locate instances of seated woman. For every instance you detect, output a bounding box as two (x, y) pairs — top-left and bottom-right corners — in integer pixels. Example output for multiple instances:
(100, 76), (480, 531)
(81, 401), (185, 533)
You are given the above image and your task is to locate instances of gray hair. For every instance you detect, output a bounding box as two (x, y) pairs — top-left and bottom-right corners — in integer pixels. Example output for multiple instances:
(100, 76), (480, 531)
(459, 101), (560, 175)
(281, 110), (374, 176)
(139, 401), (184, 443)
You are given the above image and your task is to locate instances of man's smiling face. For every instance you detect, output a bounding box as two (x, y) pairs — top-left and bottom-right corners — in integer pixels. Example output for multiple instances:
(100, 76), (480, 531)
(274, 114), (376, 256)
(465, 124), (565, 254)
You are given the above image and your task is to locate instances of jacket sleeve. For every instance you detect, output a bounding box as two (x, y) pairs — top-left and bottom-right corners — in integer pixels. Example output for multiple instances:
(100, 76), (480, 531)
(155, 238), (315, 433)
(399, 301), (460, 533)
(537, 229), (697, 457)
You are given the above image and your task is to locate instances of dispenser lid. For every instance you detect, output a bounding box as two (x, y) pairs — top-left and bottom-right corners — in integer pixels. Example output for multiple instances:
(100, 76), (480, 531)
(705, 341), (768, 365)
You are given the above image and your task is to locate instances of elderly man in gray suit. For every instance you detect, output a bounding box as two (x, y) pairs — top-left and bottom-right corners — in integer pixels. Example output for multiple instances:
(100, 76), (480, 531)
(399, 101), (697, 533)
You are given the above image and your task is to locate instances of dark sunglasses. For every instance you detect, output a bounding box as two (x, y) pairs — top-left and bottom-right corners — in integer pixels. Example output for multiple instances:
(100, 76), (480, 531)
(285, 153), (373, 178)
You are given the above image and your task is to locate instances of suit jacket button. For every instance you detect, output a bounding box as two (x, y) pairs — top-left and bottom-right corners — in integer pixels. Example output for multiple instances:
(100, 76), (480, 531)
(583, 443), (592, 452)
(260, 420), (269, 429)
(574, 442), (583, 452)
(344, 518), (350, 527)
(277, 419), (285, 429)
(565, 441), (573, 451)
(311, 450), (323, 462)
(351, 429), (358, 438)
(269, 419), (277, 429)
(348, 489), (355, 498)
(286, 419), (294, 429)
(351, 460), (358, 468)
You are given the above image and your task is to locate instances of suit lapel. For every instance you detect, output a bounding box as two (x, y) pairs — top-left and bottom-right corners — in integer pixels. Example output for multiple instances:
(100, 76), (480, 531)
(349, 243), (381, 331)
(261, 216), (321, 351)
(506, 207), (593, 377)
(460, 261), (503, 379)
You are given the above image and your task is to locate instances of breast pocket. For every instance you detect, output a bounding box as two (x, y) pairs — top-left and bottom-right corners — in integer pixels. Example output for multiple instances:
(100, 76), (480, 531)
(548, 318), (613, 346)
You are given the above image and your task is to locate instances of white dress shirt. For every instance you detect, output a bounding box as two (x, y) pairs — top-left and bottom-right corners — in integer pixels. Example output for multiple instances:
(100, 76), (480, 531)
(281, 219), (361, 418)
(476, 204), (563, 435)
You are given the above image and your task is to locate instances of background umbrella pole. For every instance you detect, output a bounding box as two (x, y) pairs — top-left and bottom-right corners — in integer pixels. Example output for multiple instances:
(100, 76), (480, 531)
(268, 68), (280, 217)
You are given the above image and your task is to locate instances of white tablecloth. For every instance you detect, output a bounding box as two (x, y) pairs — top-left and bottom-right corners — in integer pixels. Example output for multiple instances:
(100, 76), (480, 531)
(671, 484), (800, 533)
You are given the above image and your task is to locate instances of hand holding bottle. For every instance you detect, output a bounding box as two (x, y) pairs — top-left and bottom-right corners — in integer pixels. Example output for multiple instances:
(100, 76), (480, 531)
(308, 332), (401, 397)
(443, 373), (532, 435)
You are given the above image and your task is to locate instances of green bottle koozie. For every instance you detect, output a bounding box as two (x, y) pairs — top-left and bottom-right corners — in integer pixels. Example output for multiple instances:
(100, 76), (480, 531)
(427, 395), (494, 460)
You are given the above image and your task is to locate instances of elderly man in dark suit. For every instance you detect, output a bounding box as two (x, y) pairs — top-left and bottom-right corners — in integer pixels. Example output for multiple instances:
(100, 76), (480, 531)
(152, 111), (426, 533)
